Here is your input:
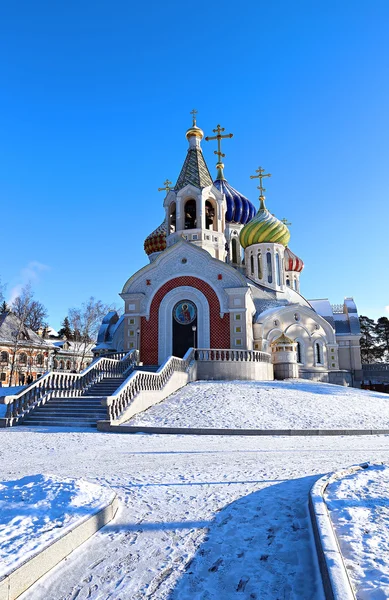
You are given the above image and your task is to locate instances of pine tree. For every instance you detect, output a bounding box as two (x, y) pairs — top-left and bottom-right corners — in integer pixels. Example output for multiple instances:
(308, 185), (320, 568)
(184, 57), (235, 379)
(58, 316), (73, 340)
(359, 315), (380, 363)
(0, 300), (9, 314)
(376, 317), (389, 362)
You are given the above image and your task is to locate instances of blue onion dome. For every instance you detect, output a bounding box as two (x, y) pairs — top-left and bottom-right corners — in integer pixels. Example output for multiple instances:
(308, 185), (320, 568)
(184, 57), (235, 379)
(213, 178), (256, 225)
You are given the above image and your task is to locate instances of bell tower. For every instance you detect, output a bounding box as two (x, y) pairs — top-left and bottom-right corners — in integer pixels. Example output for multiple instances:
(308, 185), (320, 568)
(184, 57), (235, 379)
(164, 111), (227, 260)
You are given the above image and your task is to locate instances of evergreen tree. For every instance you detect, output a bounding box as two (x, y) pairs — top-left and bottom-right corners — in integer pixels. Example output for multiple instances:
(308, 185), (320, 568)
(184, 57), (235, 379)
(58, 316), (73, 340)
(359, 315), (380, 363)
(0, 300), (9, 314)
(376, 317), (389, 362)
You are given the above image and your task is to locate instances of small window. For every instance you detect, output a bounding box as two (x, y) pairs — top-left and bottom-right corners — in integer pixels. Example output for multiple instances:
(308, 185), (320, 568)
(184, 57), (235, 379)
(36, 354), (44, 366)
(232, 238), (239, 264)
(66, 360), (71, 370)
(59, 360), (65, 370)
(266, 252), (272, 283)
(192, 234), (198, 240)
(250, 254), (254, 276)
(235, 326), (242, 333)
(235, 339), (242, 346)
(129, 341), (135, 348)
(297, 342), (302, 364)
(315, 342), (322, 364)
(18, 353), (27, 365)
(130, 330), (135, 337)
(0, 373), (6, 381)
(54, 359), (59, 369)
(276, 253), (281, 286)
(0, 351), (8, 364)
(235, 314), (241, 321)
(129, 318), (135, 325)
(286, 278), (290, 287)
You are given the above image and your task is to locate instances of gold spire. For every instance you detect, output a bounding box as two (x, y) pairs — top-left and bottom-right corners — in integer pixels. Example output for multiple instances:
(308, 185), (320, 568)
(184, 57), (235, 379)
(158, 179), (173, 193)
(186, 109), (204, 140)
(250, 166), (271, 209)
(205, 124), (233, 180)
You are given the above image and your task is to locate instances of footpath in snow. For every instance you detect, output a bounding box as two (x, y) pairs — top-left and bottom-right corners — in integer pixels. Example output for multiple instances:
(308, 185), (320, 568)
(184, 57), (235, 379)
(326, 463), (389, 599)
(128, 380), (389, 430)
(0, 474), (115, 579)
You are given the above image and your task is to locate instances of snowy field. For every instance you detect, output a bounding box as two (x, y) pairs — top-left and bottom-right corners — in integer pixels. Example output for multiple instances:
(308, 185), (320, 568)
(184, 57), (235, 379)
(1, 428), (389, 599)
(326, 463), (389, 599)
(0, 474), (114, 578)
(128, 380), (389, 429)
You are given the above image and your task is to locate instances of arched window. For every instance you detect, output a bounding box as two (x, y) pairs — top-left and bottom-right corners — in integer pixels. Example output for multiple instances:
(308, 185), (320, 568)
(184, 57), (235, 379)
(232, 238), (238, 264)
(296, 341), (302, 364)
(36, 354), (44, 366)
(250, 254), (254, 276)
(257, 252), (263, 279)
(53, 359), (59, 369)
(205, 200), (215, 230)
(315, 342), (322, 364)
(276, 253), (281, 286)
(0, 351), (8, 364)
(59, 360), (65, 370)
(169, 202), (176, 233)
(18, 353), (27, 365)
(184, 199), (197, 229)
(286, 277), (290, 287)
(293, 278), (298, 290)
(66, 360), (72, 370)
(266, 252), (273, 284)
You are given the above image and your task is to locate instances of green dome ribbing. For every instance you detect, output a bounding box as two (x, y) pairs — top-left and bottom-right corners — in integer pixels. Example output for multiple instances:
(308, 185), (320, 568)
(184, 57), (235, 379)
(239, 197), (290, 249)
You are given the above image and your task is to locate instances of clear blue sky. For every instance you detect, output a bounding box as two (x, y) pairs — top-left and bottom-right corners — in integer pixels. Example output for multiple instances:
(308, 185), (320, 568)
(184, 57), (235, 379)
(1, 0), (388, 330)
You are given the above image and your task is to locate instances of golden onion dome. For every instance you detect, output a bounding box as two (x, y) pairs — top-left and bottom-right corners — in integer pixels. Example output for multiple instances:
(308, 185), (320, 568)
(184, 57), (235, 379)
(185, 125), (204, 140)
(240, 197), (290, 249)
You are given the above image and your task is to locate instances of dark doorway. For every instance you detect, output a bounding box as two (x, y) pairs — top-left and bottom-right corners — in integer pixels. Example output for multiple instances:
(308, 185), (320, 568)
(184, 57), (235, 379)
(172, 300), (197, 358)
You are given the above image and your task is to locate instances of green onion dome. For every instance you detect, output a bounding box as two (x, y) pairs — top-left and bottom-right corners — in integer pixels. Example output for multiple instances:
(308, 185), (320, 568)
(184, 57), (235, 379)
(239, 197), (290, 249)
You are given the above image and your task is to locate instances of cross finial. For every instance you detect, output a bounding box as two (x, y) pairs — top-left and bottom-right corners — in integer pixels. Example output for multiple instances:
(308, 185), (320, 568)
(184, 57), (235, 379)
(190, 108), (198, 126)
(205, 123), (234, 179)
(158, 179), (173, 193)
(281, 218), (292, 226)
(250, 166), (272, 196)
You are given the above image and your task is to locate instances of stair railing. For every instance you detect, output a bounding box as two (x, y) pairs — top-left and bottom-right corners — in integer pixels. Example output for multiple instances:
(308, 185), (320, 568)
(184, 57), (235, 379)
(0, 349), (139, 426)
(105, 348), (195, 423)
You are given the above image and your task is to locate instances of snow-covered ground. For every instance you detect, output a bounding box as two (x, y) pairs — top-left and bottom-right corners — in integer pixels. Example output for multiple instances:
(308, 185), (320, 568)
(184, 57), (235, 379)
(0, 428), (389, 599)
(0, 474), (114, 578)
(127, 380), (389, 429)
(326, 464), (389, 599)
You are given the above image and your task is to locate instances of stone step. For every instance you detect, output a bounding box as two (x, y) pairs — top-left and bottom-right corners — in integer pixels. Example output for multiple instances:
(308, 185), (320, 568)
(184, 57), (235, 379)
(45, 402), (103, 409)
(23, 414), (100, 424)
(22, 420), (97, 428)
(30, 412), (106, 418)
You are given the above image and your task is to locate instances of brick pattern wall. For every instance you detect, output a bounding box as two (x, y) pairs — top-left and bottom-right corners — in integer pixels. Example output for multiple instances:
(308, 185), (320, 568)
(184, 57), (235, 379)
(141, 276), (230, 365)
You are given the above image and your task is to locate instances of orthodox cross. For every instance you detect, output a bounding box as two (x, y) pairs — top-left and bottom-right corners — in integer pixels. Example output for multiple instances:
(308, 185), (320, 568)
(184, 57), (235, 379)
(205, 124), (234, 162)
(158, 179), (173, 193)
(250, 166), (271, 196)
(281, 218), (292, 226)
(190, 108), (198, 126)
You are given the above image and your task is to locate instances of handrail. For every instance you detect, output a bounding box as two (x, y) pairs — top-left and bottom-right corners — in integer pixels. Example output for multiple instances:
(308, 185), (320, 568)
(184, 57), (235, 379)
(105, 348), (195, 423)
(1, 350), (139, 425)
(194, 348), (272, 363)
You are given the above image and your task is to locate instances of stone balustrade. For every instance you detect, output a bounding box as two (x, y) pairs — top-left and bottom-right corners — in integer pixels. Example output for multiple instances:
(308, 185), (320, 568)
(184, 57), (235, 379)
(105, 349), (195, 423)
(1, 350), (139, 427)
(195, 348), (272, 363)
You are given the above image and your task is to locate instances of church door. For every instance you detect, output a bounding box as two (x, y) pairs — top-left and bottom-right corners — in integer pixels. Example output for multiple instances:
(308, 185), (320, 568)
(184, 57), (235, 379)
(172, 300), (197, 358)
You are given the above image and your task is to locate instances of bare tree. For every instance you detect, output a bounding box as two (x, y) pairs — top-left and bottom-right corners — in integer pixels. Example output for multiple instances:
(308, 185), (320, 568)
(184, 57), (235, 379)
(8, 286), (34, 386)
(68, 297), (110, 372)
(12, 284), (48, 332)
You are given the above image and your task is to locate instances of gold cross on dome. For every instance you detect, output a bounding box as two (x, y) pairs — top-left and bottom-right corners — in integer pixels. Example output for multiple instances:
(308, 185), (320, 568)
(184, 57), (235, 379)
(190, 108), (198, 126)
(282, 218), (292, 226)
(158, 179), (172, 193)
(205, 124), (234, 161)
(250, 166), (271, 196)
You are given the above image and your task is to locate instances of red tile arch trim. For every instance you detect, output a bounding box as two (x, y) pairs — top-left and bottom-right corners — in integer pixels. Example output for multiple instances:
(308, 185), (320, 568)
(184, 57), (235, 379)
(140, 276), (230, 365)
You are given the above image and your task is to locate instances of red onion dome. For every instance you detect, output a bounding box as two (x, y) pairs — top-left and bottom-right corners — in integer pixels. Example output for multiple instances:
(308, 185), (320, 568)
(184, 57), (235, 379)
(284, 247), (304, 272)
(144, 221), (167, 256)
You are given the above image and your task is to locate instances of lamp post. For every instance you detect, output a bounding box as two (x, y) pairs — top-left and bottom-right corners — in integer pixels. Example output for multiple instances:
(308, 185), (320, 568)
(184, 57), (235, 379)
(136, 328), (140, 351)
(192, 325), (197, 350)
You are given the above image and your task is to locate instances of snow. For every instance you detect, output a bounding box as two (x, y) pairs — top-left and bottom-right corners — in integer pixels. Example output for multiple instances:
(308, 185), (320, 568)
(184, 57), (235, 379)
(326, 464), (389, 599)
(127, 380), (389, 430)
(0, 474), (115, 578)
(0, 429), (388, 599)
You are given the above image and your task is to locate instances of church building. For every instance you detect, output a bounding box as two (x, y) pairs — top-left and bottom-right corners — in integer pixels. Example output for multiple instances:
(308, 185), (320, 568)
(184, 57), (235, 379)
(96, 113), (362, 387)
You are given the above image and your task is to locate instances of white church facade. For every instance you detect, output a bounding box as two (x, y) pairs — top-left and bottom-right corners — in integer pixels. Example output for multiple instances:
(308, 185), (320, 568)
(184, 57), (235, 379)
(96, 115), (362, 387)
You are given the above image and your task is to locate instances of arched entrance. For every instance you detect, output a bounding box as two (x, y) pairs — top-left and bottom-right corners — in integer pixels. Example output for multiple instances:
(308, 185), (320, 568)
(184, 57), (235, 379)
(172, 300), (197, 357)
